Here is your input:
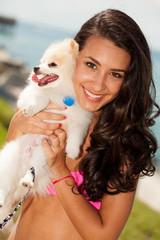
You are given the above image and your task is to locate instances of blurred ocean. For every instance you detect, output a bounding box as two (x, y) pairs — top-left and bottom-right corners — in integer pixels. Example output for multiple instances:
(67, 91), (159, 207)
(0, 21), (75, 67)
(0, 21), (160, 165)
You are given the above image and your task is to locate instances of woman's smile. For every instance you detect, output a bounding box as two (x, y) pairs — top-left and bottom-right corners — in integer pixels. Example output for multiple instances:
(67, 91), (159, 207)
(83, 86), (106, 102)
(73, 36), (131, 112)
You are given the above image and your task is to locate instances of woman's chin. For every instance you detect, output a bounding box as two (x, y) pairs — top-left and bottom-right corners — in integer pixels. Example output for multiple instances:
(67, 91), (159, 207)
(79, 101), (100, 112)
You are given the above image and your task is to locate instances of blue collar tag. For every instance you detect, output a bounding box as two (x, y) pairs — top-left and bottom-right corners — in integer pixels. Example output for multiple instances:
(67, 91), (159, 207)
(63, 96), (75, 106)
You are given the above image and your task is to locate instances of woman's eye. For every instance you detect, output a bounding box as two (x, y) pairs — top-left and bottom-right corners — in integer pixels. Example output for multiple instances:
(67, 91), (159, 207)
(48, 62), (57, 67)
(110, 72), (122, 78)
(86, 62), (97, 69)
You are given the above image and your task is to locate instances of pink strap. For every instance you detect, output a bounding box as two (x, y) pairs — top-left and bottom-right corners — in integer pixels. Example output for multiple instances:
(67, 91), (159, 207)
(53, 175), (75, 184)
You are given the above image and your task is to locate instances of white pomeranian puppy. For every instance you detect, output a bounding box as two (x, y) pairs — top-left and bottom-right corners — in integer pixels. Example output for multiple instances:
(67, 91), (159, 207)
(0, 39), (93, 228)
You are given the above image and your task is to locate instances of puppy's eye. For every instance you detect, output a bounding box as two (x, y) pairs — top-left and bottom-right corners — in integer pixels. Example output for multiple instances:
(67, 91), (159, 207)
(48, 62), (57, 67)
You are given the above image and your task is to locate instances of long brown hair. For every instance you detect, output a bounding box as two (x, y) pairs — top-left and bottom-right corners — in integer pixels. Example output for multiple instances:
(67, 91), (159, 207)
(74, 9), (160, 201)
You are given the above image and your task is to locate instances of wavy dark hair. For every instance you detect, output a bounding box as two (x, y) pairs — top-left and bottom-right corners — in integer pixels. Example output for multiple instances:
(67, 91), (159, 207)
(74, 9), (160, 202)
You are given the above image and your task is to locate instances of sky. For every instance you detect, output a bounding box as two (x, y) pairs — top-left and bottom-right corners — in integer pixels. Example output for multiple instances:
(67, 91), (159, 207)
(0, 0), (160, 51)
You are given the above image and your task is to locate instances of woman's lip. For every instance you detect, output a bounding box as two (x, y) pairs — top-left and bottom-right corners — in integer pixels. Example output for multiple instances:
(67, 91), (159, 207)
(83, 86), (105, 102)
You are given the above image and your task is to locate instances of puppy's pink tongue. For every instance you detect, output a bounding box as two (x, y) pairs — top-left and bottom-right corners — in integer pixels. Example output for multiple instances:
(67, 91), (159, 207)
(31, 74), (59, 86)
(32, 74), (40, 83)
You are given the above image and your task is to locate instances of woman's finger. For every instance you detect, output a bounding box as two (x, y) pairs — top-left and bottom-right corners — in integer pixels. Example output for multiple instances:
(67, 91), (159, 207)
(49, 134), (60, 151)
(26, 125), (55, 136)
(54, 129), (66, 148)
(36, 110), (65, 121)
(28, 115), (61, 131)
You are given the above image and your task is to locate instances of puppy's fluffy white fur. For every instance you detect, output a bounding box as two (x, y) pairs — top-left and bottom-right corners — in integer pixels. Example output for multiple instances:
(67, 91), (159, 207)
(0, 39), (93, 228)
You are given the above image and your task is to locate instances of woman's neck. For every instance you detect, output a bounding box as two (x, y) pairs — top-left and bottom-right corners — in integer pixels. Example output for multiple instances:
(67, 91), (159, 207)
(93, 109), (102, 119)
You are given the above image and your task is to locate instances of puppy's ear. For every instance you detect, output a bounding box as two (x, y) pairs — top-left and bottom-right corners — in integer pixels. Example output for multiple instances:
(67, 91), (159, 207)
(40, 56), (45, 63)
(69, 39), (79, 60)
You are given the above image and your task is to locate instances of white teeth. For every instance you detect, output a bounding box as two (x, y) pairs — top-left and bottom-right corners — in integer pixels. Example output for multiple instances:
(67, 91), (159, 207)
(84, 88), (103, 99)
(37, 74), (44, 80)
(37, 74), (53, 80)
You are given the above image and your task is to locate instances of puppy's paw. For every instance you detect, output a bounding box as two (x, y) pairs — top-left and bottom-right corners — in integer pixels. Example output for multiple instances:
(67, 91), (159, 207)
(20, 170), (34, 188)
(20, 179), (34, 188)
(66, 144), (80, 160)
(21, 106), (36, 117)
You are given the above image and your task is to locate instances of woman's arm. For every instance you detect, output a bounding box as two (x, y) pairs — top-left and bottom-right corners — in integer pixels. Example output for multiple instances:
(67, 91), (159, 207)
(55, 179), (135, 240)
(6, 102), (65, 142)
(42, 128), (136, 240)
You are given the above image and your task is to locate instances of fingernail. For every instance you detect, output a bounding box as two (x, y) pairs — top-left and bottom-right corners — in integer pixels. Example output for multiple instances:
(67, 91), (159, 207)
(64, 116), (67, 119)
(65, 106), (67, 109)
(59, 123), (62, 127)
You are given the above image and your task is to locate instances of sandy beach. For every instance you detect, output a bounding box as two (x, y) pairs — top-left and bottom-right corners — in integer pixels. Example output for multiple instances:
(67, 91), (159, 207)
(136, 170), (160, 213)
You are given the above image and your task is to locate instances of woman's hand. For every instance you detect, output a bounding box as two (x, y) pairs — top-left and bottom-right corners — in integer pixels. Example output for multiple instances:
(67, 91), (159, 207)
(42, 129), (70, 177)
(6, 102), (66, 142)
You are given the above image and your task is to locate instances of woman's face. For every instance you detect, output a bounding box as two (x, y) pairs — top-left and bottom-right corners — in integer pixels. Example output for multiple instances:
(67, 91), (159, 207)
(73, 36), (131, 112)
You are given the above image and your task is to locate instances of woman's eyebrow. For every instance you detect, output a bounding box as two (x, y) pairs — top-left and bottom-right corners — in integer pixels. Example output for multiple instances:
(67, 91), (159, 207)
(111, 68), (127, 74)
(85, 56), (101, 66)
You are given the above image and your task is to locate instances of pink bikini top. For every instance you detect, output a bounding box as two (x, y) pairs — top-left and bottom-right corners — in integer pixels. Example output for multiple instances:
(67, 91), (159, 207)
(47, 171), (101, 210)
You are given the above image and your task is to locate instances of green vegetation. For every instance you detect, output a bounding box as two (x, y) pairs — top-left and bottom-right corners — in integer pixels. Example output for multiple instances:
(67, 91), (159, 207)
(0, 96), (160, 239)
(0, 121), (7, 147)
(0, 97), (15, 148)
(120, 199), (160, 240)
(0, 97), (15, 127)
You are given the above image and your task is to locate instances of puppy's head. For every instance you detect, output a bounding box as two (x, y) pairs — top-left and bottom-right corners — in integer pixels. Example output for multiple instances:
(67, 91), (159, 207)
(31, 39), (79, 88)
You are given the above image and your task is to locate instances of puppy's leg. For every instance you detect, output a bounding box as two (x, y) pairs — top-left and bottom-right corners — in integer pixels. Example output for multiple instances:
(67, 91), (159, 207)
(20, 144), (52, 194)
(19, 167), (35, 188)
(0, 141), (20, 207)
(66, 124), (87, 159)
(30, 145), (53, 194)
(17, 85), (49, 117)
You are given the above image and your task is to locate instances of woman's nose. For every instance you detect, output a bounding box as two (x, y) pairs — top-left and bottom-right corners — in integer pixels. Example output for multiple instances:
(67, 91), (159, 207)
(92, 73), (106, 92)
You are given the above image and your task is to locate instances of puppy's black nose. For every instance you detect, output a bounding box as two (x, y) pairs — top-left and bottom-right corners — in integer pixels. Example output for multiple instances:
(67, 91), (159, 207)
(34, 67), (40, 73)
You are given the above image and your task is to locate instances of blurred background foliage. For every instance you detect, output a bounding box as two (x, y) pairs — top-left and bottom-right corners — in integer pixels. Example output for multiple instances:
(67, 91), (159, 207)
(0, 97), (15, 148)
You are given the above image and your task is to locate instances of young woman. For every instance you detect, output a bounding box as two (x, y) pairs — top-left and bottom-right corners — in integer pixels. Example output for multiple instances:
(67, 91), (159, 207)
(7, 9), (159, 240)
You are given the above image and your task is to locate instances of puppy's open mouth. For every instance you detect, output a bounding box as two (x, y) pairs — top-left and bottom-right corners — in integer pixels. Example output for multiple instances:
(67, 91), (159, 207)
(32, 74), (59, 86)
